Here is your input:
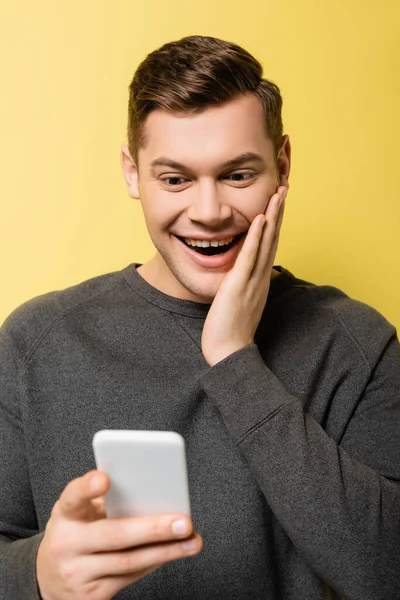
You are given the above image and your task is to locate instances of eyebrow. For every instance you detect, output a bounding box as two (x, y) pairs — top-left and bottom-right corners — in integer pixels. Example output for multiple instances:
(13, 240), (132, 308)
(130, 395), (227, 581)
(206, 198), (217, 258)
(150, 152), (265, 173)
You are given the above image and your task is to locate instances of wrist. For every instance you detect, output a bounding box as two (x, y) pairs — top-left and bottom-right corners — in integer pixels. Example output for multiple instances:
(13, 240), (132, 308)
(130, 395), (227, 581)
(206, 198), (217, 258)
(205, 340), (254, 367)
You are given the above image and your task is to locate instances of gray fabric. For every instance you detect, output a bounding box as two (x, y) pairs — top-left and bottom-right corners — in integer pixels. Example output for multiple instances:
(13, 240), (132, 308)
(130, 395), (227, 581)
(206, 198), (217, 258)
(0, 263), (399, 600)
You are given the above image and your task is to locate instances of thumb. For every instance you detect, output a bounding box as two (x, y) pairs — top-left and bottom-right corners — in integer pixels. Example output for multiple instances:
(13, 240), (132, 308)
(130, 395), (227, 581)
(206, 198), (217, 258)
(57, 470), (110, 521)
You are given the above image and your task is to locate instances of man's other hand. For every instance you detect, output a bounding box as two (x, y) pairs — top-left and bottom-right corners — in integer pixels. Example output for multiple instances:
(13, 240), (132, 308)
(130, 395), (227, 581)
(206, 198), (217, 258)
(202, 186), (287, 367)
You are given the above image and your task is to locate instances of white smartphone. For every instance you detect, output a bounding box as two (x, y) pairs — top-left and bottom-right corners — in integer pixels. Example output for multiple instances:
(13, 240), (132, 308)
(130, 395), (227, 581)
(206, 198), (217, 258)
(92, 430), (191, 519)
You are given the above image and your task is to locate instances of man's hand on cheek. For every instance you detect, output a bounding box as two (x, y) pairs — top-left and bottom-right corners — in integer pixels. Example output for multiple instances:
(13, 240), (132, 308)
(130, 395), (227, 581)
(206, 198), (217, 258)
(201, 186), (287, 367)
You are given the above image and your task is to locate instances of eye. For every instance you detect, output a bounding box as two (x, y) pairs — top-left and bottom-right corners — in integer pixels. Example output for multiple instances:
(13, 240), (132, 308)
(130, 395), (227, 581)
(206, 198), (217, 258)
(161, 176), (188, 187)
(223, 172), (255, 183)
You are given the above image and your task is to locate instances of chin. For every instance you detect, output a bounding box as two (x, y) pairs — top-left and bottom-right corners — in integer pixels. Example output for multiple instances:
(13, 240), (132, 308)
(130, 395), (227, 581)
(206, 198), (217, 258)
(181, 275), (223, 303)
(171, 264), (228, 303)
(153, 245), (234, 303)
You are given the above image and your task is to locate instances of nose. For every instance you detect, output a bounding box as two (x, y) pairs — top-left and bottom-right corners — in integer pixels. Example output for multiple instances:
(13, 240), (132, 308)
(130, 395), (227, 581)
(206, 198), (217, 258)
(186, 181), (233, 227)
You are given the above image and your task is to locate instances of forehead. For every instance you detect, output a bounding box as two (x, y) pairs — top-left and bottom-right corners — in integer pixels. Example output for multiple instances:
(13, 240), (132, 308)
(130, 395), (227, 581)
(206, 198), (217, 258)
(140, 93), (274, 168)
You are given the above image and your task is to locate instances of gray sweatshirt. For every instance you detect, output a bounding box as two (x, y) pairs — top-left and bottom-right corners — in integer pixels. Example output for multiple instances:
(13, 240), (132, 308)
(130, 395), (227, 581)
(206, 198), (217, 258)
(1, 263), (400, 600)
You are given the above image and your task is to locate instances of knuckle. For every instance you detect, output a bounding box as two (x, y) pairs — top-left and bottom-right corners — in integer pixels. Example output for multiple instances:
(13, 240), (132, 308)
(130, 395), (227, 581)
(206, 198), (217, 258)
(57, 496), (73, 516)
(117, 550), (138, 573)
(62, 494), (76, 512)
(58, 559), (77, 585)
(79, 580), (103, 600)
(149, 517), (165, 539)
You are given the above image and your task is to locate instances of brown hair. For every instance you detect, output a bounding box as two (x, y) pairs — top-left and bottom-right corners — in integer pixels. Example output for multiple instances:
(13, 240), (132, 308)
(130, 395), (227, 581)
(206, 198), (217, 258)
(127, 35), (283, 167)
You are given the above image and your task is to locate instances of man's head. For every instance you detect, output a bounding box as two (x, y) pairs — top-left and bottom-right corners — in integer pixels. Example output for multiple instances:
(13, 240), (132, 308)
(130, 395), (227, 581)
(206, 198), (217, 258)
(121, 35), (291, 303)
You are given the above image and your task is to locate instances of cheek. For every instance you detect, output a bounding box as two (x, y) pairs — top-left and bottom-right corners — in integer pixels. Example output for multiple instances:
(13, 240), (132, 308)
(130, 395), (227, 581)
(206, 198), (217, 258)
(230, 183), (277, 220)
(143, 182), (192, 231)
(139, 186), (173, 229)
(140, 199), (180, 239)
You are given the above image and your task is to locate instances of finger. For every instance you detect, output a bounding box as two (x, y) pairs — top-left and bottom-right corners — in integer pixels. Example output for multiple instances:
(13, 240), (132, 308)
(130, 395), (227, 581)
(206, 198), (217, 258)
(87, 532), (203, 579)
(252, 199), (285, 282)
(232, 214), (266, 287)
(264, 186), (286, 223)
(252, 190), (286, 280)
(233, 186), (287, 286)
(55, 470), (110, 521)
(268, 185), (288, 213)
(275, 196), (286, 239)
(267, 196), (285, 269)
(81, 513), (194, 553)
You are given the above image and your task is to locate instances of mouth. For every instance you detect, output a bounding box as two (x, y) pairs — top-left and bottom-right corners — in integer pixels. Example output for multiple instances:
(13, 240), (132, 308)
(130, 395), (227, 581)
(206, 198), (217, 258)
(175, 233), (245, 256)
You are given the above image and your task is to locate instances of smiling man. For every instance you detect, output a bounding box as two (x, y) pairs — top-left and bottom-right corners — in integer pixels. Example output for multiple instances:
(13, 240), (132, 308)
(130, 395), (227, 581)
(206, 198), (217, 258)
(121, 91), (288, 304)
(1, 35), (400, 600)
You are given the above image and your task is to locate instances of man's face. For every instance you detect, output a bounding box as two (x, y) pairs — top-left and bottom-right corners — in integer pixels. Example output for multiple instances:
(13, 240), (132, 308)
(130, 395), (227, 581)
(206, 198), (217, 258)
(121, 92), (290, 303)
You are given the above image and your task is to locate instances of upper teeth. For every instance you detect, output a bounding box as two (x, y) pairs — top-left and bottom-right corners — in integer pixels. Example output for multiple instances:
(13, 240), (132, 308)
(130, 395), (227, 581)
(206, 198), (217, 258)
(184, 236), (234, 248)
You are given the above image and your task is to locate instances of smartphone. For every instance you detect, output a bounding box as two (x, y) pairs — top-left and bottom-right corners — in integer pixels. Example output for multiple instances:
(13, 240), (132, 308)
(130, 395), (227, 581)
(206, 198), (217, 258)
(92, 430), (191, 519)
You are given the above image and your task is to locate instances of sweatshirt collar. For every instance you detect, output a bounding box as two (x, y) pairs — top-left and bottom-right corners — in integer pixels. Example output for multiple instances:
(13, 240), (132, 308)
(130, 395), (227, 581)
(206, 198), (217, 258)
(122, 263), (295, 318)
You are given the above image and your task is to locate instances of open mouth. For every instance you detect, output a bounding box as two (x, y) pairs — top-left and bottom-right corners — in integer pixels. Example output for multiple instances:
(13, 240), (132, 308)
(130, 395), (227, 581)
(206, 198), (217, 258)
(176, 234), (244, 256)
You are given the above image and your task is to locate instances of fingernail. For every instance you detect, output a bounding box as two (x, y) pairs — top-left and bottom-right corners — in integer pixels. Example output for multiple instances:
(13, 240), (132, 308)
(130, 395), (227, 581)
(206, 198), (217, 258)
(181, 538), (199, 552)
(172, 518), (189, 537)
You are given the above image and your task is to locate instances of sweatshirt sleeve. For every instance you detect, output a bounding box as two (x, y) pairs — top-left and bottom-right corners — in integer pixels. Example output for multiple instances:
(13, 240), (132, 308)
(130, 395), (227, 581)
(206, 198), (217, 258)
(197, 336), (400, 600)
(0, 327), (44, 600)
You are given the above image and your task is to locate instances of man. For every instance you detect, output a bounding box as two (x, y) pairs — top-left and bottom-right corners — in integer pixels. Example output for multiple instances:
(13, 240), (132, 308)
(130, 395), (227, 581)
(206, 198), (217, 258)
(0, 35), (399, 600)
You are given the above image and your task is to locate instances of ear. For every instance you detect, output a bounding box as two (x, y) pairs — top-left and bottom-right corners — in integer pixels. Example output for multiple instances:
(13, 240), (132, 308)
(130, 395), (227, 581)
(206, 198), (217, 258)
(277, 134), (291, 189)
(120, 145), (140, 199)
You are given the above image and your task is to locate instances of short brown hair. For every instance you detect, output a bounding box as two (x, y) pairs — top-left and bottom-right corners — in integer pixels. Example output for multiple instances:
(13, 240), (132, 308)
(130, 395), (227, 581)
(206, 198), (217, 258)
(127, 35), (283, 167)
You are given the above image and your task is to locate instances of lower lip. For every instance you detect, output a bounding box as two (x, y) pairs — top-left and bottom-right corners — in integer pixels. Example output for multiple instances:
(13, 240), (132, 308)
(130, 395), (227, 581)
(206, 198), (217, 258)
(174, 235), (243, 268)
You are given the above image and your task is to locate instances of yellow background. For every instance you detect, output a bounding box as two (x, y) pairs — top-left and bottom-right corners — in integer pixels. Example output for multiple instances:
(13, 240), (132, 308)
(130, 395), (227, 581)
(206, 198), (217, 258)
(1, 0), (399, 328)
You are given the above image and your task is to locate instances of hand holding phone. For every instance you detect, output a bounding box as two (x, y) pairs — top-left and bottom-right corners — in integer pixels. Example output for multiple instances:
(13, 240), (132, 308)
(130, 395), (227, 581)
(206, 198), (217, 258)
(35, 432), (202, 600)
